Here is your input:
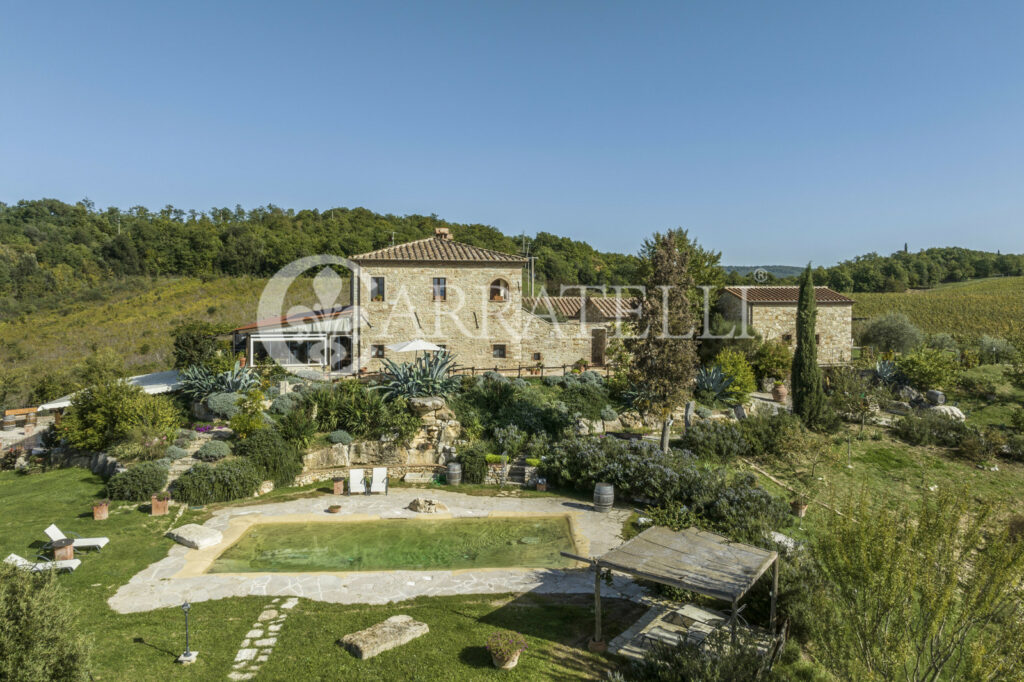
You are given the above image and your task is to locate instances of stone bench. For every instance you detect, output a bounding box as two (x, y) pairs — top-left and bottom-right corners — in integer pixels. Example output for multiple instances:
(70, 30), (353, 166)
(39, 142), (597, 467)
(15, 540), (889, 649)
(338, 615), (429, 659)
(403, 472), (434, 484)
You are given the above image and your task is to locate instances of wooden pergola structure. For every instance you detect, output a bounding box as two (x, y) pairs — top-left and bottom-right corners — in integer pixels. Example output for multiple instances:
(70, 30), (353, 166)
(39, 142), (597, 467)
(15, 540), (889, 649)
(564, 526), (780, 646)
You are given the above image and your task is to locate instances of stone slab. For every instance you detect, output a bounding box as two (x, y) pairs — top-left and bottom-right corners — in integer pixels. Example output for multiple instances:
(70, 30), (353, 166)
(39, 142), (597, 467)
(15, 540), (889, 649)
(338, 615), (429, 659)
(166, 524), (223, 550)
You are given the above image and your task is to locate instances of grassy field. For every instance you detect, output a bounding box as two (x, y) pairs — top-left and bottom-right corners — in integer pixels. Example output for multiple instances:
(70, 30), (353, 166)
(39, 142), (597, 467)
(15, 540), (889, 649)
(0, 276), (338, 408)
(0, 469), (648, 681)
(850, 275), (1024, 340)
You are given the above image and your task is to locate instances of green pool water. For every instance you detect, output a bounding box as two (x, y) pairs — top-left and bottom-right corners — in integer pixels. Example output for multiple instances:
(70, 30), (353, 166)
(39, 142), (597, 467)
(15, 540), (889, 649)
(207, 516), (577, 573)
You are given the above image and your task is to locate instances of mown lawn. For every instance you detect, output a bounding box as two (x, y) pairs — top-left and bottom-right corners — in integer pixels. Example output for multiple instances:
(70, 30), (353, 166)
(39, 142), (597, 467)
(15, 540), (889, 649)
(0, 469), (642, 681)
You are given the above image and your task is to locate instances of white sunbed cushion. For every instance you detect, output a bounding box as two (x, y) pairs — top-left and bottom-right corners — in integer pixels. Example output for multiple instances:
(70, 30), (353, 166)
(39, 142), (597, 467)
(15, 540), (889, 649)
(370, 468), (388, 493)
(71, 536), (109, 549)
(4, 553), (32, 568)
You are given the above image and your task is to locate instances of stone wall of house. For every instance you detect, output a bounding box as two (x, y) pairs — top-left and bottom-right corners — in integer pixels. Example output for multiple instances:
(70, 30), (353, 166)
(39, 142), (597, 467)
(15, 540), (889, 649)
(355, 262), (526, 371)
(353, 261), (618, 370)
(718, 292), (852, 365)
(751, 303), (852, 364)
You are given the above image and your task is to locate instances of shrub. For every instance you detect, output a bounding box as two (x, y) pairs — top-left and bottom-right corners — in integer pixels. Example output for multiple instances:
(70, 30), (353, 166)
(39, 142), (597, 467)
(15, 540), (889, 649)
(714, 348), (757, 404)
(1012, 408), (1024, 433)
(206, 392), (243, 419)
(60, 381), (180, 453)
(177, 428), (199, 441)
(679, 421), (748, 463)
(269, 394), (299, 415)
(927, 332), (959, 352)
(171, 319), (224, 369)
(694, 366), (733, 405)
(959, 365), (1005, 399)
(171, 459), (262, 505)
(194, 439), (231, 462)
(600, 405), (618, 421)
(277, 407), (316, 447)
(457, 441), (492, 484)
(752, 339), (793, 383)
(105, 461), (169, 501)
(1005, 436), (1024, 463)
(307, 381), (420, 443)
(0, 562), (91, 682)
(897, 347), (961, 391)
(234, 428), (302, 487)
(892, 411), (973, 449)
(560, 382), (611, 420)
(525, 458), (541, 467)
(484, 454), (505, 464)
(738, 412), (807, 460)
(862, 313), (924, 353)
(543, 375), (563, 387)
(107, 441), (153, 462)
(978, 335), (1016, 365)
(327, 430), (354, 445)
(165, 445), (189, 460)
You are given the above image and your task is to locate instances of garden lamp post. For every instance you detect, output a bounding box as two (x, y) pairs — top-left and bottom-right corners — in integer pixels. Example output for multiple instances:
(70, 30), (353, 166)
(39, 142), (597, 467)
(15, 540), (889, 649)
(176, 601), (198, 664)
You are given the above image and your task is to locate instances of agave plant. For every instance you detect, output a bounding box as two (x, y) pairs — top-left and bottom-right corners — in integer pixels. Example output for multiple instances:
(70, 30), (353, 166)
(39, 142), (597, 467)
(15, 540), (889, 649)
(376, 351), (461, 400)
(874, 360), (898, 384)
(694, 365), (734, 404)
(178, 361), (259, 401)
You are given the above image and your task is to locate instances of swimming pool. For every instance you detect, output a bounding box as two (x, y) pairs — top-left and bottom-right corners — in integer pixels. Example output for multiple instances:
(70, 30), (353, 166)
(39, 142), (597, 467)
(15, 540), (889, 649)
(207, 515), (578, 573)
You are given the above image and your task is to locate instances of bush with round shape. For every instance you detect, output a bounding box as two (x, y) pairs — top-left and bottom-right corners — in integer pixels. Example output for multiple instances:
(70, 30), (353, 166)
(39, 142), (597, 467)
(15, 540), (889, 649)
(752, 339), (793, 383)
(270, 394), (299, 415)
(543, 375), (563, 387)
(327, 430), (354, 445)
(165, 445), (189, 460)
(978, 335), (1016, 365)
(458, 441), (491, 484)
(194, 439), (231, 462)
(898, 347), (961, 391)
(177, 428), (199, 441)
(105, 461), (169, 501)
(206, 392), (243, 419)
(106, 441), (152, 462)
(600, 405), (618, 422)
(60, 380), (181, 453)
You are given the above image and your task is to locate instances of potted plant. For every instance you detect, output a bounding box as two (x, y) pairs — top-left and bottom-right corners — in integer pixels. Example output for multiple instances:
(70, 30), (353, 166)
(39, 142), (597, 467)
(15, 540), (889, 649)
(486, 631), (528, 669)
(92, 498), (110, 521)
(327, 504), (342, 514)
(772, 381), (789, 403)
(371, 295), (384, 302)
(151, 491), (170, 516)
(535, 477), (547, 493)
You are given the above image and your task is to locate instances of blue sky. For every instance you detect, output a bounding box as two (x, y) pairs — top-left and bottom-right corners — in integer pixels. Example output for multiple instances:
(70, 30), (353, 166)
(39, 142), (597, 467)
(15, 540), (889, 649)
(2, 1), (1022, 265)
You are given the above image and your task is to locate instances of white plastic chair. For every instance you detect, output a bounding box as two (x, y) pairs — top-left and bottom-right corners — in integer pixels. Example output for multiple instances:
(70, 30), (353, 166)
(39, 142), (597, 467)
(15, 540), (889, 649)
(4, 552), (81, 573)
(370, 467), (388, 495)
(348, 468), (365, 496)
(44, 524), (109, 551)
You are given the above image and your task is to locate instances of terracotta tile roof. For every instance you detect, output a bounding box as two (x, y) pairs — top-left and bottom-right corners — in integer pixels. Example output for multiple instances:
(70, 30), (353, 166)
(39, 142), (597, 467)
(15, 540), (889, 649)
(351, 236), (527, 264)
(588, 297), (641, 319)
(523, 296), (640, 320)
(523, 296), (583, 318)
(722, 286), (854, 304)
(234, 305), (353, 332)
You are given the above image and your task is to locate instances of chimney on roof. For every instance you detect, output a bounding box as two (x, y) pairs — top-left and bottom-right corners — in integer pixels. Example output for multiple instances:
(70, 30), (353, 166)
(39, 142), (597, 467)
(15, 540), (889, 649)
(434, 227), (451, 240)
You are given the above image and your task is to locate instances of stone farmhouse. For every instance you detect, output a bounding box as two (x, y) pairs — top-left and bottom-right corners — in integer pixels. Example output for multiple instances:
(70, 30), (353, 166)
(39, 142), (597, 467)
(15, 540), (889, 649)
(232, 230), (853, 373)
(233, 228), (636, 374)
(718, 286), (854, 365)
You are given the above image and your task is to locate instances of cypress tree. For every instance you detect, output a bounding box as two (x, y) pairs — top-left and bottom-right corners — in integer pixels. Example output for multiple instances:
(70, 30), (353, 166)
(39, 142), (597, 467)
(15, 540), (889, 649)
(792, 264), (828, 427)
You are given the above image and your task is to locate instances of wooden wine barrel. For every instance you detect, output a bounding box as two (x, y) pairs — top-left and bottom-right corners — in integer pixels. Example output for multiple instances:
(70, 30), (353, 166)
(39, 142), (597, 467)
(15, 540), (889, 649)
(593, 482), (614, 513)
(1, 415), (15, 431)
(24, 412), (37, 426)
(446, 462), (462, 486)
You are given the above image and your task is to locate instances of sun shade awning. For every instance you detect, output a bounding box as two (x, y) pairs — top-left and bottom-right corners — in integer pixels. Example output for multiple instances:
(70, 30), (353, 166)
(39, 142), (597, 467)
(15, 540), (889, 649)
(597, 526), (778, 603)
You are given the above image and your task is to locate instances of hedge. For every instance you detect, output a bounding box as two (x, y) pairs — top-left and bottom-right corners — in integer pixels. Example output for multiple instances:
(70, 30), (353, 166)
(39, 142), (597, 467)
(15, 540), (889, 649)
(171, 459), (262, 505)
(106, 461), (169, 501)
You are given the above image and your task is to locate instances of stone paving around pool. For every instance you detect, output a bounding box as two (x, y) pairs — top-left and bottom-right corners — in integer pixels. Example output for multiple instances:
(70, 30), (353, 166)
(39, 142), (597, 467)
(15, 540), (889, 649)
(109, 489), (645, 614)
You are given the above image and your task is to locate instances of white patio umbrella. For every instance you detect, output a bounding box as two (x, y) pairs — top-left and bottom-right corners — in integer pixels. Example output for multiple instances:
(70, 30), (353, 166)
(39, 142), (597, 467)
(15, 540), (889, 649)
(385, 339), (443, 354)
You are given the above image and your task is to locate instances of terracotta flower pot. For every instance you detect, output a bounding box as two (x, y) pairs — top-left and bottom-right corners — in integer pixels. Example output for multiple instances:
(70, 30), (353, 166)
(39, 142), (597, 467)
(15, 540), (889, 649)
(536, 483), (547, 492)
(92, 502), (109, 521)
(491, 650), (521, 670)
(790, 500), (808, 518)
(151, 495), (169, 516)
(772, 385), (789, 403)
(327, 505), (342, 514)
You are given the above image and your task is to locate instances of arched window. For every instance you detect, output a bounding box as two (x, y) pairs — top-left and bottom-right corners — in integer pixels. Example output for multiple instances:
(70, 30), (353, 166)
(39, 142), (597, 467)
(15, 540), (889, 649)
(489, 279), (509, 302)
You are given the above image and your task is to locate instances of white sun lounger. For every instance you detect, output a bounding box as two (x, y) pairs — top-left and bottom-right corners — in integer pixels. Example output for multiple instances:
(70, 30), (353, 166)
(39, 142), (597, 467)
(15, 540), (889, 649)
(348, 468), (365, 495)
(370, 467), (389, 495)
(44, 524), (109, 551)
(4, 553), (81, 573)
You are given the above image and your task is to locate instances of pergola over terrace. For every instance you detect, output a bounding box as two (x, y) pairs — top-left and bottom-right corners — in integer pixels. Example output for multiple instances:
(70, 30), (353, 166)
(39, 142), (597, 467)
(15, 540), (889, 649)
(565, 526), (780, 647)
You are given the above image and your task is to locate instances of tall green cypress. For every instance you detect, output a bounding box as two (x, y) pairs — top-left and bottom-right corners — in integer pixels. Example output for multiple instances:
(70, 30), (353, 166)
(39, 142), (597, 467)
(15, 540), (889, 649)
(792, 264), (828, 427)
